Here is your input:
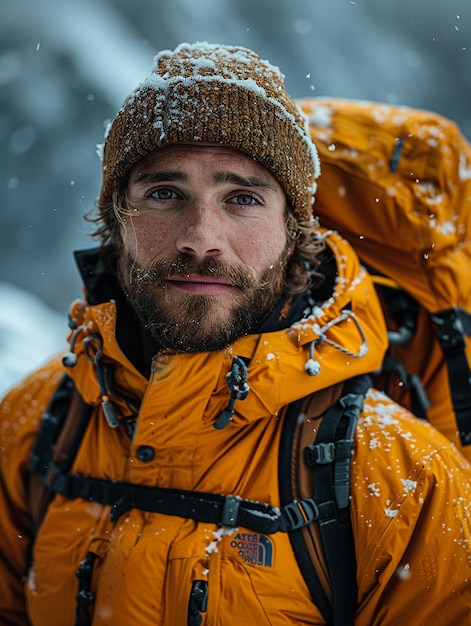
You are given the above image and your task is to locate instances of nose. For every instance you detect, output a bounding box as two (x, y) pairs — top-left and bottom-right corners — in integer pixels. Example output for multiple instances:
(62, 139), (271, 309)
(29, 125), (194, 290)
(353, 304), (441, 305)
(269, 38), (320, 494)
(176, 204), (226, 260)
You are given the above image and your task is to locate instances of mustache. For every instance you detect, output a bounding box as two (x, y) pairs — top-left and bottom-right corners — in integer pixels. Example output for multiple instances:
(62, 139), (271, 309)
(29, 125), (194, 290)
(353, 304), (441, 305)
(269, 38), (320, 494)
(124, 254), (271, 290)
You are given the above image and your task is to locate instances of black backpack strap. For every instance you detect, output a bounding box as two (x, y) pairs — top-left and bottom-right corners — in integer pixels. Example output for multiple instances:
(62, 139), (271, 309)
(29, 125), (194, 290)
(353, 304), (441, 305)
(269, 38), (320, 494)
(278, 376), (370, 625)
(431, 307), (471, 445)
(307, 375), (371, 626)
(28, 374), (93, 530)
(373, 282), (471, 445)
(280, 375), (370, 626)
(372, 282), (432, 418)
(279, 388), (340, 624)
(31, 465), (324, 535)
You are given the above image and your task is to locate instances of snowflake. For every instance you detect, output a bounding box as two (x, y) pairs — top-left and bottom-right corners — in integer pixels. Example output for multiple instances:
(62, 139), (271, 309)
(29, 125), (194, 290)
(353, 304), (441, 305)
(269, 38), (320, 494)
(401, 478), (417, 494)
(369, 437), (381, 451)
(367, 482), (381, 497)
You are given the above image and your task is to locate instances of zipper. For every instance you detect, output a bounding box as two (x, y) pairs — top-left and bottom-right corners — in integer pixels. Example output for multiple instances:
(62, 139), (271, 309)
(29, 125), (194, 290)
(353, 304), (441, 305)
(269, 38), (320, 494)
(187, 580), (208, 626)
(74, 552), (97, 626)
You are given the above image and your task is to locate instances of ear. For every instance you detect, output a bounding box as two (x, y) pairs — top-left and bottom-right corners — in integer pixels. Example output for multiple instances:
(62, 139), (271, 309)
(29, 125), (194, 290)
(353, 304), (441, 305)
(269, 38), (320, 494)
(285, 211), (299, 249)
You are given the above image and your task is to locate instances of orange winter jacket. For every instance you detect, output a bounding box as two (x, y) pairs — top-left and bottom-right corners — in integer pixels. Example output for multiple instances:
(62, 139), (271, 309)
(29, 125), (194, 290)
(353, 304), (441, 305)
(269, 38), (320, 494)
(1, 230), (471, 625)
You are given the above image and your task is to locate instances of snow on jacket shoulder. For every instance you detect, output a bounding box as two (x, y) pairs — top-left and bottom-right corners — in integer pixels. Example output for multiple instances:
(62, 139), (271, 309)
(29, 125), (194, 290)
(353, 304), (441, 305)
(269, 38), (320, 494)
(1, 231), (471, 625)
(352, 390), (471, 624)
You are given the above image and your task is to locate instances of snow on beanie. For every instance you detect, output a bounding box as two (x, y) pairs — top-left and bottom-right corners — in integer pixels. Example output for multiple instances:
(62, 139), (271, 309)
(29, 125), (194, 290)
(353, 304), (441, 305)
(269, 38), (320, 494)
(98, 42), (320, 221)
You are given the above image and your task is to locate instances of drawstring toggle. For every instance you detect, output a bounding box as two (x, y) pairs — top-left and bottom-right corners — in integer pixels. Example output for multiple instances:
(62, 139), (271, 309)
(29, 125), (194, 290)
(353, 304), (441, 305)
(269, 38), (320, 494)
(214, 356), (250, 429)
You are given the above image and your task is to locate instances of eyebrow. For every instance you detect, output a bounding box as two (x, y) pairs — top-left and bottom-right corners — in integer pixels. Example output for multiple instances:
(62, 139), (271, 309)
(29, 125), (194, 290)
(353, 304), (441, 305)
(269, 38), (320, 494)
(131, 170), (278, 192)
(132, 171), (188, 185)
(212, 171), (278, 191)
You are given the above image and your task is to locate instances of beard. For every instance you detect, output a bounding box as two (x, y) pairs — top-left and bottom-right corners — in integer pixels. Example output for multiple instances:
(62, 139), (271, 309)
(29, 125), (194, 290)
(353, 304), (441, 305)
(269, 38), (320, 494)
(117, 250), (289, 353)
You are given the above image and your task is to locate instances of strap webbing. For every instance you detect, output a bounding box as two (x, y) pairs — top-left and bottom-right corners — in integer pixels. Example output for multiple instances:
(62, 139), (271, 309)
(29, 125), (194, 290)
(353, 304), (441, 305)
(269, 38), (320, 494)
(28, 375), (93, 530)
(305, 375), (371, 626)
(278, 396), (334, 624)
(431, 307), (471, 445)
(31, 460), (323, 535)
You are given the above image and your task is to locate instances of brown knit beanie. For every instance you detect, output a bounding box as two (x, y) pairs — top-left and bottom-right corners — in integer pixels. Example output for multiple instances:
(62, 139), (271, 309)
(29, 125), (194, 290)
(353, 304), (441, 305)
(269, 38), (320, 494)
(98, 42), (320, 221)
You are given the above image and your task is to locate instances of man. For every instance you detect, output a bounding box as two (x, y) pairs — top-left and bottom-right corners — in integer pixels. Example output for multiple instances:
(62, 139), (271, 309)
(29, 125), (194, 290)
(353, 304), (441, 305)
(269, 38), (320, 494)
(1, 42), (471, 626)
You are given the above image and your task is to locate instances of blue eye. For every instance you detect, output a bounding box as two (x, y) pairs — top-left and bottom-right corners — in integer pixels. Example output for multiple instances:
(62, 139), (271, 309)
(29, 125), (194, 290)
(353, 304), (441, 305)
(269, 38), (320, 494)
(150, 187), (177, 199)
(234, 193), (259, 205)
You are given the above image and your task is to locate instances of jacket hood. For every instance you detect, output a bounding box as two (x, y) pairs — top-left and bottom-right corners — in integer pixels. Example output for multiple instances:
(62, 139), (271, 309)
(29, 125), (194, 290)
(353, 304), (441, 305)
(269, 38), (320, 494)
(64, 230), (388, 423)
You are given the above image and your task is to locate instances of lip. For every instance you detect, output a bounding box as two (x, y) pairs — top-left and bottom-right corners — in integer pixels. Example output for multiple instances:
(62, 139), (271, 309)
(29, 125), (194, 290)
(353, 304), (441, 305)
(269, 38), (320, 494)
(167, 275), (235, 295)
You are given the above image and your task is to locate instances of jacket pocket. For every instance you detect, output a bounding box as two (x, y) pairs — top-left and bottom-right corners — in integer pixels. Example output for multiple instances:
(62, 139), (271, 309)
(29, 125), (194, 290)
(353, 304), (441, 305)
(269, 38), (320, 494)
(161, 552), (274, 626)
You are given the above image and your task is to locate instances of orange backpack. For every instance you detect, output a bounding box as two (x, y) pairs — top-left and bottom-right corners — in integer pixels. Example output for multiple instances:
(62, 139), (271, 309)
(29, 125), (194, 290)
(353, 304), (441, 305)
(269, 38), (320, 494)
(299, 97), (471, 461)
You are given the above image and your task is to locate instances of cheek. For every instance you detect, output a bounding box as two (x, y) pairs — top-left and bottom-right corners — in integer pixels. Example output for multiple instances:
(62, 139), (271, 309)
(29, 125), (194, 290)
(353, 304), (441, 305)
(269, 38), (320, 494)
(120, 218), (174, 263)
(233, 216), (288, 268)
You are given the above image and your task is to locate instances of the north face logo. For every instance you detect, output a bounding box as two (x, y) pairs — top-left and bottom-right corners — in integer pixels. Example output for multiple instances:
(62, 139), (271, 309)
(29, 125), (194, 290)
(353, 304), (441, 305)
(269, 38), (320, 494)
(230, 532), (273, 566)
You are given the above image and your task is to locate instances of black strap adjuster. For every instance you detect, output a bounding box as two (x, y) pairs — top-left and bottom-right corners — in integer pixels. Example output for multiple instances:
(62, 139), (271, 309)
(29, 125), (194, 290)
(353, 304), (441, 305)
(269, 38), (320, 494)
(221, 495), (241, 527)
(304, 442), (336, 466)
(280, 498), (319, 531)
(432, 308), (468, 356)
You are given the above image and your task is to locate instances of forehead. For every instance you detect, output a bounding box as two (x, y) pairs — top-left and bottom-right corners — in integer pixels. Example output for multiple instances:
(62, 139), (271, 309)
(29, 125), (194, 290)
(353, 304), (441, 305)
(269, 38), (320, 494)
(127, 143), (282, 187)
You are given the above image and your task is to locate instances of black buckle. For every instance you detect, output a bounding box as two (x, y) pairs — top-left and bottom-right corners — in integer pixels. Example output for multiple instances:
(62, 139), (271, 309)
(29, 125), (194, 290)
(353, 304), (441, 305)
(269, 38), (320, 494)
(281, 498), (319, 531)
(431, 308), (467, 356)
(304, 442), (336, 466)
(38, 460), (61, 487)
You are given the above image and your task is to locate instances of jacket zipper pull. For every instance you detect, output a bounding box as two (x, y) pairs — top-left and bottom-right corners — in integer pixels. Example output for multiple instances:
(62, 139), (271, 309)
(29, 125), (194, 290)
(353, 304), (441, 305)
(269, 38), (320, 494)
(187, 580), (208, 626)
(75, 552), (96, 626)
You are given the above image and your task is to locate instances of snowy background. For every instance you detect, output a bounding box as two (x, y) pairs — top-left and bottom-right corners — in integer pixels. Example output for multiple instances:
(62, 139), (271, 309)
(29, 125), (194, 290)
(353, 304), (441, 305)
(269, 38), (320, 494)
(1, 0), (471, 395)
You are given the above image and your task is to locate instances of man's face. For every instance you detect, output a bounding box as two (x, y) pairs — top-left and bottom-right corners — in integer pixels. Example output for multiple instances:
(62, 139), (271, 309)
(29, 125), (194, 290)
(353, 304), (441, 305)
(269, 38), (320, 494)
(118, 144), (292, 352)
